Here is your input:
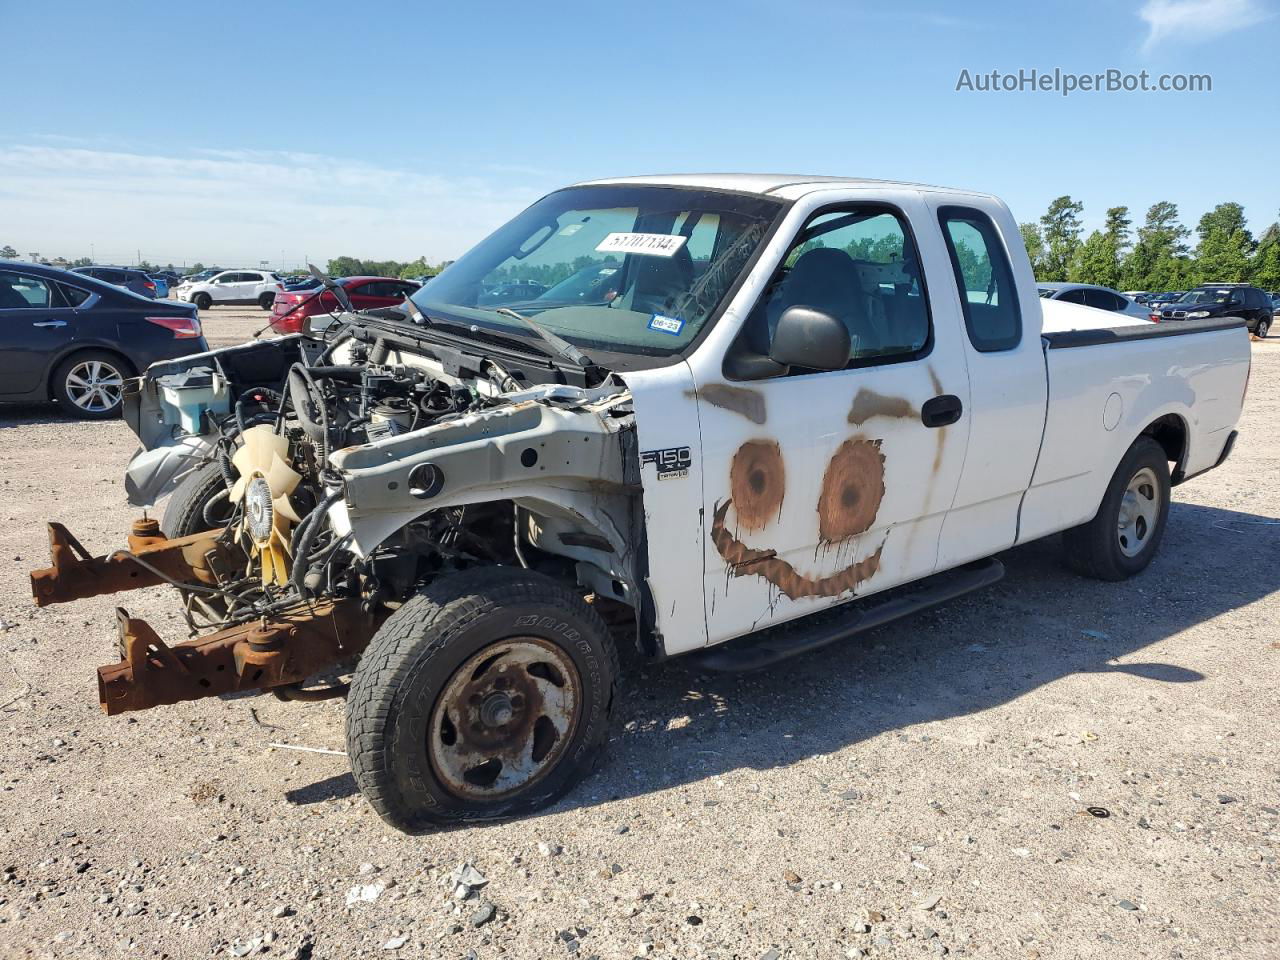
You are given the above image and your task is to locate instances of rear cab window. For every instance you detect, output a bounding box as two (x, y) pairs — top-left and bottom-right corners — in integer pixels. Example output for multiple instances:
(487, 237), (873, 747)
(937, 206), (1022, 351)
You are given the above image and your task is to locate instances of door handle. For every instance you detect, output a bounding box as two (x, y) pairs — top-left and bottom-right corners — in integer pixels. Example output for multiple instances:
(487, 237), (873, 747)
(921, 394), (963, 428)
(32, 320), (68, 328)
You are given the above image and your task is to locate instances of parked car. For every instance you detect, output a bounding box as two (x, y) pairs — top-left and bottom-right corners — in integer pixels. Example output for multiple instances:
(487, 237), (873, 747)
(268, 275), (421, 333)
(1154, 283), (1272, 337)
(175, 270), (285, 310)
(147, 274), (170, 298)
(1145, 292), (1184, 312)
(0, 260), (206, 419)
(71, 265), (158, 299)
(533, 262), (624, 305)
(283, 276), (322, 291)
(37, 174), (1250, 831)
(182, 269), (220, 284)
(1120, 290), (1150, 301)
(478, 279), (548, 304)
(1037, 282), (1150, 319)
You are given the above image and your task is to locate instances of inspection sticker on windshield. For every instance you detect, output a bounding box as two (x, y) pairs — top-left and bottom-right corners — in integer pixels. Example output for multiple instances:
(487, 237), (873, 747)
(596, 232), (687, 257)
(648, 314), (684, 336)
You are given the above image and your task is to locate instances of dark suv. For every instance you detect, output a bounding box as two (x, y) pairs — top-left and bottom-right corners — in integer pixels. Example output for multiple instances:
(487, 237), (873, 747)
(1157, 284), (1272, 338)
(71, 265), (158, 299)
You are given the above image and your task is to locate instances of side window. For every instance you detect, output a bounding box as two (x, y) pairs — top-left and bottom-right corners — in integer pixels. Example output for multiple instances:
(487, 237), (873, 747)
(58, 283), (92, 307)
(743, 205), (932, 370)
(938, 206), (1022, 352)
(1057, 288), (1088, 304)
(1084, 288), (1123, 311)
(0, 271), (53, 308)
(244, 273), (263, 283)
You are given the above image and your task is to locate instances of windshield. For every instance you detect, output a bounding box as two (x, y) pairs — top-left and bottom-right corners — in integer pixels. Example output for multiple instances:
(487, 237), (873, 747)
(1176, 288), (1232, 304)
(410, 185), (785, 360)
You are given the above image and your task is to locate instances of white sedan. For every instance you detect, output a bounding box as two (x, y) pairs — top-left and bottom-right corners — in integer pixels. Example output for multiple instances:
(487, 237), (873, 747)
(1038, 283), (1153, 319)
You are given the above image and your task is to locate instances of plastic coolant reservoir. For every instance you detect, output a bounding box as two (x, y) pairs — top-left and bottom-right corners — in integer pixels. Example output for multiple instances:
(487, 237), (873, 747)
(156, 366), (231, 434)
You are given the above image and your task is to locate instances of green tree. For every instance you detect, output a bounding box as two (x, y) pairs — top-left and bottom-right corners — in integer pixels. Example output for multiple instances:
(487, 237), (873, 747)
(71, 256), (93, 267)
(1039, 196), (1084, 281)
(0, 245), (16, 259)
(1192, 202), (1253, 284)
(1070, 230), (1121, 288)
(1121, 201), (1190, 291)
(1103, 206), (1132, 256)
(1019, 223), (1044, 276)
(1251, 219), (1280, 291)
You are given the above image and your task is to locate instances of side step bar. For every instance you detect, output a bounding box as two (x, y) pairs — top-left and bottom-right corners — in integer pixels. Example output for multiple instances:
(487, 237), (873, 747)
(695, 558), (1005, 672)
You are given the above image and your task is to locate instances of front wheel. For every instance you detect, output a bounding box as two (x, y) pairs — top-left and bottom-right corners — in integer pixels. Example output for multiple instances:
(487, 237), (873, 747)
(1063, 436), (1170, 581)
(346, 568), (618, 832)
(193, 292), (211, 310)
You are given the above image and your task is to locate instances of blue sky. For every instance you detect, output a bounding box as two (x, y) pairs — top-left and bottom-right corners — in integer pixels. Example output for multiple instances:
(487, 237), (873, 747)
(2, 0), (1276, 268)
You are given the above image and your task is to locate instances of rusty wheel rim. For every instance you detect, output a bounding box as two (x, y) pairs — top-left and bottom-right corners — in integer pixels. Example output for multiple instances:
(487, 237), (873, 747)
(428, 637), (582, 801)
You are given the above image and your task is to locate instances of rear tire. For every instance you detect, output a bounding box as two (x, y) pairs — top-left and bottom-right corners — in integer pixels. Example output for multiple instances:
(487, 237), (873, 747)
(346, 567), (619, 832)
(193, 292), (212, 310)
(1063, 436), (1170, 581)
(258, 293), (275, 310)
(51, 350), (131, 420)
(1257, 318), (1270, 339)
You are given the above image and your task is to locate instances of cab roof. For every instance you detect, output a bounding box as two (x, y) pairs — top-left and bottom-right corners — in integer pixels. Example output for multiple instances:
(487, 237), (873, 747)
(572, 173), (995, 201)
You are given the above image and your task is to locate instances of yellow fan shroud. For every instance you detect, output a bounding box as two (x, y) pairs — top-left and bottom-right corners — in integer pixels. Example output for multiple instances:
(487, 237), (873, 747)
(229, 425), (302, 587)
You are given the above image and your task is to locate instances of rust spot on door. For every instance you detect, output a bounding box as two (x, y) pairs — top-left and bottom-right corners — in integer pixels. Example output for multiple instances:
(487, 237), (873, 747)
(847, 388), (916, 426)
(729, 439), (785, 531)
(817, 437), (885, 542)
(692, 384), (767, 425)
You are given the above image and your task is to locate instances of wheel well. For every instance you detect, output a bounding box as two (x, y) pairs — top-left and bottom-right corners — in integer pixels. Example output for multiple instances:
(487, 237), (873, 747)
(47, 348), (136, 400)
(1142, 414), (1188, 482)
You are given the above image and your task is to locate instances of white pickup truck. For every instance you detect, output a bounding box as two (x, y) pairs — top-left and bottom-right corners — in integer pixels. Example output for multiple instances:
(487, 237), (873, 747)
(31, 174), (1250, 832)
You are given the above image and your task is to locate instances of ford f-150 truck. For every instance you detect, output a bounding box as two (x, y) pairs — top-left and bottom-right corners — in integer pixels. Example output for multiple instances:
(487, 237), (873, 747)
(29, 174), (1250, 832)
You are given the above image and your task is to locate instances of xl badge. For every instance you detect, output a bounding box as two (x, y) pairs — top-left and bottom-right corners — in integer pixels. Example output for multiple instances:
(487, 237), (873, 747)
(641, 446), (692, 481)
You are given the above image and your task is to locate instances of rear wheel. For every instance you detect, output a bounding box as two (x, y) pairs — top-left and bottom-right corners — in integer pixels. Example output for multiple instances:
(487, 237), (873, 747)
(52, 350), (130, 420)
(193, 292), (211, 310)
(1063, 436), (1170, 581)
(258, 292), (275, 310)
(346, 567), (619, 832)
(1257, 318), (1270, 339)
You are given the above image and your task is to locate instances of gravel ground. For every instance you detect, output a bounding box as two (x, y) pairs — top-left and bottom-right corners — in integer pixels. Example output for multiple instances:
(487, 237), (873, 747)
(0, 307), (1276, 960)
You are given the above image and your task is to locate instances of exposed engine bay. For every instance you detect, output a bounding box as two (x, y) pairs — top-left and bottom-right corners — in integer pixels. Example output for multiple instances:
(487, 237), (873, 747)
(32, 312), (647, 715)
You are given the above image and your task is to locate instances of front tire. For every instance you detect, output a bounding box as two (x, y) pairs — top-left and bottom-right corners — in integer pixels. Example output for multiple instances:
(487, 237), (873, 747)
(346, 567), (619, 832)
(1063, 436), (1170, 581)
(193, 292), (212, 310)
(162, 459), (234, 538)
(52, 350), (130, 419)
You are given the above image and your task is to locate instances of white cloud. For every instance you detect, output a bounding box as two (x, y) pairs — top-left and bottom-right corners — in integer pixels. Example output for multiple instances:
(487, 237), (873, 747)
(0, 144), (558, 268)
(1138, 0), (1270, 52)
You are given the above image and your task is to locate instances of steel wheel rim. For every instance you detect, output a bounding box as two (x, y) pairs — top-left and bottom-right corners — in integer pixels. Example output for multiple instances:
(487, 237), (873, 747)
(65, 360), (124, 413)
(428, 637), (582, 801)
(1117, 466), (1160, 558)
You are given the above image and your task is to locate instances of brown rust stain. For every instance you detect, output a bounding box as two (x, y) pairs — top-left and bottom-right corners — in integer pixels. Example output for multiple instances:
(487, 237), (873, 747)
(729, 439), (785, 532)
(712, 500), (884, 600)
(847, 388), (917, 426)
(691, 383), (767, 425)
(928, 366), (946, 477)
(817, 437), (885, 542)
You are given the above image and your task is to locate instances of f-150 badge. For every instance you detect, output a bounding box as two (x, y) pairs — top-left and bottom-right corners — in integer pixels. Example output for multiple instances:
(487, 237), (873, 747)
(641, 446), (692, 480)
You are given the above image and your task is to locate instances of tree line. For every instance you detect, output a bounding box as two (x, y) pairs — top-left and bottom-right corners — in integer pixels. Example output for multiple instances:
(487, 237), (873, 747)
(1022, 198), (1280, 292)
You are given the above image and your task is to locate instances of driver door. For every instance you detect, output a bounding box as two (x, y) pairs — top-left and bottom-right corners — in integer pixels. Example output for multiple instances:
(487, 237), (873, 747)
(688, 195), (972, 646)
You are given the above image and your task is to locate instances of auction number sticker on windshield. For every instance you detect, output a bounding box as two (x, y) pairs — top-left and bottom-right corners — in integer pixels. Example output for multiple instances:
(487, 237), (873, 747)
(648, 314), (684, 336)
(596, 232), (687, 257)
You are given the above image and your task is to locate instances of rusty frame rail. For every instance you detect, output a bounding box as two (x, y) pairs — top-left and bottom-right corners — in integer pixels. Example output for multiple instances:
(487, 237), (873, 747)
(30, 519), (232, 607)
(99, 600), (384, 715)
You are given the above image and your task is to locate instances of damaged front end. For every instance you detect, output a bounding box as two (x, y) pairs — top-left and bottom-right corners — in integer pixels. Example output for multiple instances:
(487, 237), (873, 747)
(31, 321), (643, 717)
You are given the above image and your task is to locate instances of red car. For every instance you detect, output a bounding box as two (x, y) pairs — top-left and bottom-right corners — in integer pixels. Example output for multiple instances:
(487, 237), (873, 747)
(269, 276), (421, 334)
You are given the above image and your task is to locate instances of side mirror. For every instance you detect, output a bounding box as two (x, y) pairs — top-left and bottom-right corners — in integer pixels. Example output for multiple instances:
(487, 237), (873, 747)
(768, 306), (850, 371)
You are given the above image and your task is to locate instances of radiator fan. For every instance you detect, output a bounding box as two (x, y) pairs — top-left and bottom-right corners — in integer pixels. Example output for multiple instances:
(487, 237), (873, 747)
(229, 425), (302, 587)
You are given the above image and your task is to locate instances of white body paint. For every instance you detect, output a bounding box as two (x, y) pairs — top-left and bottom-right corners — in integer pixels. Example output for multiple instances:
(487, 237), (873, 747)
(607, 176), (1251, 657)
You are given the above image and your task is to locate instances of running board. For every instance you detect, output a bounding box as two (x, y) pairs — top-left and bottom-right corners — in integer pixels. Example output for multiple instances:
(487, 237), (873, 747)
(694, 558), (1005, 672)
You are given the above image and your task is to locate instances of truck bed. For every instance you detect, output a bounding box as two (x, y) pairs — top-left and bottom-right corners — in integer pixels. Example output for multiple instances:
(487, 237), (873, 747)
(1019, 304), (1250, 543)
